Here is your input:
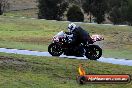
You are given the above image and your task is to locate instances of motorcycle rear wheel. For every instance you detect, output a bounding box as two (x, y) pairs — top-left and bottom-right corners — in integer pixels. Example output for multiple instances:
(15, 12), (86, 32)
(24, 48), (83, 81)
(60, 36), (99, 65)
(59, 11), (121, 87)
(85, 45), (102, 60)
(48, 43), (63, 56)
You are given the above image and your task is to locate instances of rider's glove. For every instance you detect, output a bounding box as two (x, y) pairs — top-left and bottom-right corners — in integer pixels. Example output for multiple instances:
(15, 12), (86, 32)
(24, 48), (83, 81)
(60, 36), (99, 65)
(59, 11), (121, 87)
(68, 39), (72, 43)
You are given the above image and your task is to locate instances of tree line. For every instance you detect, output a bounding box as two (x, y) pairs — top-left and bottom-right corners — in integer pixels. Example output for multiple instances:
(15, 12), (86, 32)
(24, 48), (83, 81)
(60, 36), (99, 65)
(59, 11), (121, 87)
(0, 0), (9, 15)
(38, 0), (132, 25)
(0, 0), (131, 25)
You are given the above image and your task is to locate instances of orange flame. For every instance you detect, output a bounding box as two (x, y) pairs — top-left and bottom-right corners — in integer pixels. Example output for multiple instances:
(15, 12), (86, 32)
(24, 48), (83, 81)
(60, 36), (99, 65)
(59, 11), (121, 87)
(78, 64), (86, 76)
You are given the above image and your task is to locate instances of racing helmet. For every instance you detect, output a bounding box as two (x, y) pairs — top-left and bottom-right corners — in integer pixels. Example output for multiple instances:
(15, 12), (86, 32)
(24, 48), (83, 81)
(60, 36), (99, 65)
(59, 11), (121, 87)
(68, 23), (77, 32)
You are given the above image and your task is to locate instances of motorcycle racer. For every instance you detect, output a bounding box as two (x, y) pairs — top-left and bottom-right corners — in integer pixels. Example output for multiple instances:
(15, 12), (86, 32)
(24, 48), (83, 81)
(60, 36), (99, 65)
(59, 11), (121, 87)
(67, 23), (93, 46)
(48, 23), (103, 59)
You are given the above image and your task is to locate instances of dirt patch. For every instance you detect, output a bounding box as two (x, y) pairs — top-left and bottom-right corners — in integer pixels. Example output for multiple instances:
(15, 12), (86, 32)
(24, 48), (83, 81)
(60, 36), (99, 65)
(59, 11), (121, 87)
(0, 56), (51, 72)
(0, 56), (27, 65)
(8, 0), (37, 11)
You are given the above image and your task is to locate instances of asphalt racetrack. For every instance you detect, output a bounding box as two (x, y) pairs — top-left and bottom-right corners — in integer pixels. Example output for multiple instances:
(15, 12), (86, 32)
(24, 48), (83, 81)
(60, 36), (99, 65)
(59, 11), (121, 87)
(0, 48), (131, 66)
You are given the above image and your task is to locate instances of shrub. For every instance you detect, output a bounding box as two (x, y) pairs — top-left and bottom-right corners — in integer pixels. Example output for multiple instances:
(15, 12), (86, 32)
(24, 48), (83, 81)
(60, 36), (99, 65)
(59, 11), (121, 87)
(67, 5), (84, 22)
(38, 0), (68, 20)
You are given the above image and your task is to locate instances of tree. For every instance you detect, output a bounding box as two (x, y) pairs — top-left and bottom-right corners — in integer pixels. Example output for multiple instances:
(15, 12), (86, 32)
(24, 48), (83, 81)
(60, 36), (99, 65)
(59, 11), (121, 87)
(109, 7), (123, 24)
(127, 0), (132, 25)
(82, 0), (92, 23)
(108, 0), (128, 24)
(67, 5), (84, 22)
(38, 0), (68, 20)
(0, 0), (9, 15)
(67, 0), (85, 6)
(82, 0), (106, 24)
(91, 0), (106, 24)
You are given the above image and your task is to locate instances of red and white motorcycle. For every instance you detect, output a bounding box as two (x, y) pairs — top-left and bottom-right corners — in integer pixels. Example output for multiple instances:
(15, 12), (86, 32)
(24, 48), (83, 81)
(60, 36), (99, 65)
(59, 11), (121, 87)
(48, 31), (104, 60)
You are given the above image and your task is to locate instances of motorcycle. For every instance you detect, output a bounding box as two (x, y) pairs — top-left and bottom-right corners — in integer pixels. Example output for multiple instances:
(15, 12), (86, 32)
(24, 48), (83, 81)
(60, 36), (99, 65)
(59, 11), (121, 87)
(48, 31), (103, 60)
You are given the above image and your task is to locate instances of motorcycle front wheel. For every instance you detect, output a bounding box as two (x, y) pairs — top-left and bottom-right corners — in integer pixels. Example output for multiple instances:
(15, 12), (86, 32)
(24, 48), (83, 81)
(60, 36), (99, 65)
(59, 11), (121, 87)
(85, 45), (102, 60)
(48, 43), (63, 56)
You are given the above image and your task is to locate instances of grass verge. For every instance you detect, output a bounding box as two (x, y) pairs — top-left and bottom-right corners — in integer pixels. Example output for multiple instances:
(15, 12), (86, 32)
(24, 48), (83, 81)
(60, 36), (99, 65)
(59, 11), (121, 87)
(0, 41), (48, 51)
(0, 52), (132, 88)
(103, 49), (132, 60)
(0, 16), (132, 59)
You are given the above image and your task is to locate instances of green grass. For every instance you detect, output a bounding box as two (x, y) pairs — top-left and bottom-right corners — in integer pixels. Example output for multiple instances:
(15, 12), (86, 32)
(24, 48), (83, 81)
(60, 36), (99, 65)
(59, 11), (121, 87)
(103, 49), (132, 60)
(0, 41), (48, 51)
(0, 16), (63, 50)
(0, 16), (132, 59)
(0, 53), (131, 88)
(0, 10), (132, 88)
(4, 9), (38, 18)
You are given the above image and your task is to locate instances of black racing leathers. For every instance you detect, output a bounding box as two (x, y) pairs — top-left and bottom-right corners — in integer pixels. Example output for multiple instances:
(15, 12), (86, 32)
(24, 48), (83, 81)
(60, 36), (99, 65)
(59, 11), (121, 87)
(70, 26), (93, 46)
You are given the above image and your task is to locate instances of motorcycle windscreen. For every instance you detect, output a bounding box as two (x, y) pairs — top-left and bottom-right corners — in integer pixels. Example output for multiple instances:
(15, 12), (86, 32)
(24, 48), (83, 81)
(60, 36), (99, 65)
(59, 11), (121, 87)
(54, 31), (65, 38)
